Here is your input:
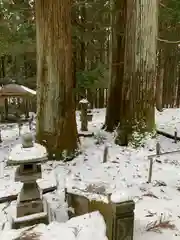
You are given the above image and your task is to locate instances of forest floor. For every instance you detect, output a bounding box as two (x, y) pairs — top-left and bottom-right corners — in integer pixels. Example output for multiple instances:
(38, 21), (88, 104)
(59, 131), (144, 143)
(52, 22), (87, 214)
(1, 108), (180, 239)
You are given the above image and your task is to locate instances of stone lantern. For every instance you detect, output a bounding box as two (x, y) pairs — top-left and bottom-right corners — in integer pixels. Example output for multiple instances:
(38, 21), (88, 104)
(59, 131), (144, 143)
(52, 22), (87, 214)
(8, 132), (49, 229)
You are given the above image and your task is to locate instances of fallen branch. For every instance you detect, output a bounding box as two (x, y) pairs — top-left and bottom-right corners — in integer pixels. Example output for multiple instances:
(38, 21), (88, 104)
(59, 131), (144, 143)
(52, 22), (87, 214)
(146, 214), (175, 233)
(14, 226), (40, 240)
(143, 192), (159, 199)
(0, 186), (57, 204)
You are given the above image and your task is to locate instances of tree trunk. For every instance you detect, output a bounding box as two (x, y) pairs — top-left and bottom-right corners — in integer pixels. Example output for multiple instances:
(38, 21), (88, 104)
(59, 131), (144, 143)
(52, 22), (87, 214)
(116, 0), (158, 145)
(104, 0), (126, 131)
(156, 50), (164, 112)
(176, 67), (180, 107)
(35, 0), (79, 159)
(80, 5), (86, 71)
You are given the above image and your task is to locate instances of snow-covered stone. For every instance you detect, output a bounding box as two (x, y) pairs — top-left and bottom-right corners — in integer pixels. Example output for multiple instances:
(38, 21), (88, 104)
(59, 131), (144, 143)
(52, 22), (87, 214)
(0, 211), (108, 240)
(110, 190), (132, 203)
(8, 143), (47, 164)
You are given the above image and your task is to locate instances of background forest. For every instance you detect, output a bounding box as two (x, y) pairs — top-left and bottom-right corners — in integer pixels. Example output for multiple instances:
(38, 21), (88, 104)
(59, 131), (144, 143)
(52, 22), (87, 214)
(0, 0), (179, 104)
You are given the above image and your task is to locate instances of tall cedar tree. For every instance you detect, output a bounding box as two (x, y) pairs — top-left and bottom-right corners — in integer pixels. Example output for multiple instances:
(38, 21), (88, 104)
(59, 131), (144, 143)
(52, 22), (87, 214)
(35, 0), (79, 159)
(116, 0), (158, 145)
(104, 0), (126, 131)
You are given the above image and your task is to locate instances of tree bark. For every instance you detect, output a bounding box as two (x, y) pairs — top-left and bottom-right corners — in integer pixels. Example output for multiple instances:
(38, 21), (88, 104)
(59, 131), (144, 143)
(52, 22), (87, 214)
(104, 0), (126, 131)
(116, 0), (158, 145)
(156, 49), (164, 112)
(35, 0), (79, 159)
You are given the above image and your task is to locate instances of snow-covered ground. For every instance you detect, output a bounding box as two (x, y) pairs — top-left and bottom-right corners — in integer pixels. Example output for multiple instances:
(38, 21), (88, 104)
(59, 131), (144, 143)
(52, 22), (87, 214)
(1, 108), (180, 239)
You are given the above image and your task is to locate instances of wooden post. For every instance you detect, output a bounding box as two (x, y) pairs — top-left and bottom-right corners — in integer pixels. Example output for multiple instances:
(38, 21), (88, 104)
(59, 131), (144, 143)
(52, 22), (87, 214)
(148, 157), (153, 183)
(156, 142), (161, 156)
(103, 145), (108, 163)
(28, 115), (33, 131)
(18, 120), (22, 136)
(0, 130), (2, 143)
(174, 128), (177, 143)
(79, 99), (89, 131)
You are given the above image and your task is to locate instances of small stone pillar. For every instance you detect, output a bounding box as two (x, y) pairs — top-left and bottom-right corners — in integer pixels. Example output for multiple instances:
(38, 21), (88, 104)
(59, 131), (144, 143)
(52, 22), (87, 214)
(8, 132), (49, 229)
(79, 98), (89, 131)
(110, 198), (135, 240)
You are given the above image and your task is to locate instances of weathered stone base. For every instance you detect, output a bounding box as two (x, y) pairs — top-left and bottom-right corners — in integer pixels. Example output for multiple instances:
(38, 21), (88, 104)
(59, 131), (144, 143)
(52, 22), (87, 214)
(10, 197), (49, 229)
(12, 212), (49, 229)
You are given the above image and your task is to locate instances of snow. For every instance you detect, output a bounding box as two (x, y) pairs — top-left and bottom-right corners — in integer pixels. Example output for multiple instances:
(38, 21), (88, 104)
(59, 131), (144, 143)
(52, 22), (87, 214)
(1, 108), (180, 239)
(12, 212), (48, 223)
(110, 190), (132, 203)
(20, 85), (36, 95)
(79, 98), (89, 104)
(0, 211), (107, 240)
(157, 108), (180, 137)
(65, 177), (111, 203)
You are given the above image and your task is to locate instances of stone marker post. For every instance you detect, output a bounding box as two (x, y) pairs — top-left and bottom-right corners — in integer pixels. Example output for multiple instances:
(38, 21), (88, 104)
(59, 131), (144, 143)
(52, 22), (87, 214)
(79, 98), (89, 131)
(8, 132), (49, 229)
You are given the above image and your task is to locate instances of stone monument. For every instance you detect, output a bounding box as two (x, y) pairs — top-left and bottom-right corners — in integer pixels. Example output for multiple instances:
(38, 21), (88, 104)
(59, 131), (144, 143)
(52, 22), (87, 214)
(8, 132), (49, 229)
(67, 183), (135, 240)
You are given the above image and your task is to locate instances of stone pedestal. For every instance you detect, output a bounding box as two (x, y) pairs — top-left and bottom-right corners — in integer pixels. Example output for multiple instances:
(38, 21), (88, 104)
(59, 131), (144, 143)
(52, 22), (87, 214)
(8, 133), (49, 229)
(67, 190), (135, 240)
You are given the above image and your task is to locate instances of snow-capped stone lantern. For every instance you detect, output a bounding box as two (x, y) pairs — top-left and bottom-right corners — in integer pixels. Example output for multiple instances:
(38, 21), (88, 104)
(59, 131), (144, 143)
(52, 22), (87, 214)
(79, 98), (93, 131)
(8, 132), (49, 229)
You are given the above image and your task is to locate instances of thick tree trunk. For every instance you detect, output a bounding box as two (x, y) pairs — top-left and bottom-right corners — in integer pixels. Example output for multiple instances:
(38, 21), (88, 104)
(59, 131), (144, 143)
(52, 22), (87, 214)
(104, 0), (126, 131)
(156, 50), (164, 112)
(35, 0), (79, 159)
(116, 0), (158, 145)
